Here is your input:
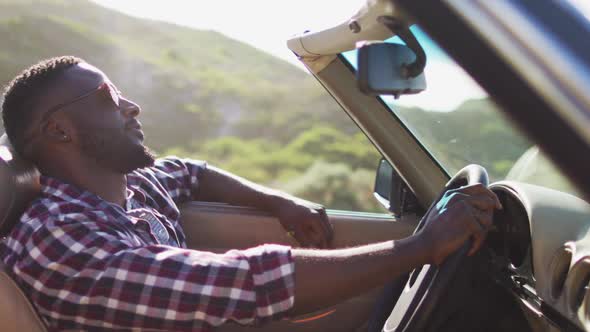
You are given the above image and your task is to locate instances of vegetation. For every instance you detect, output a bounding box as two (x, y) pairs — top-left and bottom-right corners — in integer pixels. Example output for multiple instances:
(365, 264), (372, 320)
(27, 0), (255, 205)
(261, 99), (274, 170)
(395, 99), (532, 180)
(1, 0), (560, 213)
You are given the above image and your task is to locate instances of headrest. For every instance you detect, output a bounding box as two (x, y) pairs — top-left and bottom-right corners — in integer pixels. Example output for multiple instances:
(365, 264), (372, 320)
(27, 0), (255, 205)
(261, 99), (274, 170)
(0, 134), (40, 236)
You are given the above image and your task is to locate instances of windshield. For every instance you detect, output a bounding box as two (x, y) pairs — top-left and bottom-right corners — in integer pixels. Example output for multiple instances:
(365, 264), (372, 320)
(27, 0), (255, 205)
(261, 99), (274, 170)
(342, 26), (579, 197)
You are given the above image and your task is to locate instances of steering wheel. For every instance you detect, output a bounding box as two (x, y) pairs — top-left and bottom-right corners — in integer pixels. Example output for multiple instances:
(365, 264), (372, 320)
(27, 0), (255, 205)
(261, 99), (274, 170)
(382, 164), (489, 332)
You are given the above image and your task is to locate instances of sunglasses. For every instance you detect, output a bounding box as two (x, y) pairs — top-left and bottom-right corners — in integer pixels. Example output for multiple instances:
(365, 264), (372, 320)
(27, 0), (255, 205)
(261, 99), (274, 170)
(22, 82), (122, 153)
(41, 81), (121, 122)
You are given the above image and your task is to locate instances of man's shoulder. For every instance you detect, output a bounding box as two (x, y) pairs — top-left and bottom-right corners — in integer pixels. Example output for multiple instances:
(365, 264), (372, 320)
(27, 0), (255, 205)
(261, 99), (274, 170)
(131, 156), (182, 177)
(130, 156), (206, 184)
(1, 198), (127, 267)
(137, 156), (204, 171)
(4, 198), (102, 252)
(128, 156), (206, 208)
(21, 196), (65, 223)
(19, 197), (106, 229)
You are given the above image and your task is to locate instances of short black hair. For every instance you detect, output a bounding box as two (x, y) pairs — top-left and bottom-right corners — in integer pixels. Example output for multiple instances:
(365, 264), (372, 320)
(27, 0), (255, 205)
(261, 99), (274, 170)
(1, 55), (83, 157)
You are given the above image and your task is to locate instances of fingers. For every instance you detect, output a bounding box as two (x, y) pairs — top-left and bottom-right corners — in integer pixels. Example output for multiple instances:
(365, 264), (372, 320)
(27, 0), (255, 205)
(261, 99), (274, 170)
(444, 190), (501, 213)
(317, 209), (335, 243)
(425, 184), (500, 263)
(304, 223), (328, 249)
(280, 217), (310, 247)
(300, 208), (333, 249)
(290, 224), (312, 248)
(457, 204), (493, 256)
(437, 196), (494, 258)
(462, 195), (497, 214)
(452, 184), (502, 210)
(285, 211), (332, 248)
(275, 199), (333, 249)
(301, 213), (332, 249)
(473, 207), (493, 230)
(465, 206), (489, 256)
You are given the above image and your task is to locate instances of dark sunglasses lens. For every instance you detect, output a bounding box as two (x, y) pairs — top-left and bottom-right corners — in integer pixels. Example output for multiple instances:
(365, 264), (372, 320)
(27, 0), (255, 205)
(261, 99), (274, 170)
(105, 84), (119, 107)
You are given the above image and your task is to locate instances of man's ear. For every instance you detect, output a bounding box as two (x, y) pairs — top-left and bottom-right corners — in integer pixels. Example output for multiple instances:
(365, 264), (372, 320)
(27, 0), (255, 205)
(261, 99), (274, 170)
(41, 118), (72, 143)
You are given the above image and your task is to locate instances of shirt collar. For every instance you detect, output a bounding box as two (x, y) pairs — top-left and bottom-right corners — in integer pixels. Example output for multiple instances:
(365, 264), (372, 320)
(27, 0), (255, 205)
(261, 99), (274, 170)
(40, 175), (96, 201)
(40, 174), (145, 209)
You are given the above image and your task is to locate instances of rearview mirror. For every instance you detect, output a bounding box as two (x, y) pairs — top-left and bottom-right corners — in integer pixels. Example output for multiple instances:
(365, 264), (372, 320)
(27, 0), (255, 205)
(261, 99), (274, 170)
(357, 43), (426, 97)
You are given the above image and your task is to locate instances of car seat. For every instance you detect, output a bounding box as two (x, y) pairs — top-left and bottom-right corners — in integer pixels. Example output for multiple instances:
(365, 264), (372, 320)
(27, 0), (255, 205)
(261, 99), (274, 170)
(0, 134), (47, 332)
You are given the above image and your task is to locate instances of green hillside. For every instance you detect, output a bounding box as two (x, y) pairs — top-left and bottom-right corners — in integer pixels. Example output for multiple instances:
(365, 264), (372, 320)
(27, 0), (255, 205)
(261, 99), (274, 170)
(396, 99), (531, 178)
(0, 0), (384, 211)
(0, 0), (355, 152)
(0, 0), (543, 211)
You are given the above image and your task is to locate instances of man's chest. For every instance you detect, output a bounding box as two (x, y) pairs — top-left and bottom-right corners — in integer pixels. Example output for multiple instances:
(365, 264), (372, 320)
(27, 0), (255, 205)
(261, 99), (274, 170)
(125, 198), (182, 247)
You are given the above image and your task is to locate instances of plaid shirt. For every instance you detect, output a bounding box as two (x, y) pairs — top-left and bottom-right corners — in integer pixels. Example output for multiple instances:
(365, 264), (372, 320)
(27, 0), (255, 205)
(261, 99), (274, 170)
(0, 157), (295, 331)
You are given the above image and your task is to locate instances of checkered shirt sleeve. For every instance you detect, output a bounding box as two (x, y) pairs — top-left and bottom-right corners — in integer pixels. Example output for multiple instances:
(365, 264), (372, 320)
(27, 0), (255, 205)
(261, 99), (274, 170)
(4, 215), (295, 331)
(148, 157), (207, 205)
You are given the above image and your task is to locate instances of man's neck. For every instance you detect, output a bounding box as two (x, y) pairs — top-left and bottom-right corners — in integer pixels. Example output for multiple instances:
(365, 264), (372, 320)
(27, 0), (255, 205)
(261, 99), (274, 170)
(72, 172), (128, 207)
(42, 157), (128, 207)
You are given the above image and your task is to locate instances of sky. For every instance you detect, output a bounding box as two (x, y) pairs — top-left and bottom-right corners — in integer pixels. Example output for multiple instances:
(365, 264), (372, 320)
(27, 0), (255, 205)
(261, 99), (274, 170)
(91, 0), (590, 111)
(92, 0), (365, 69)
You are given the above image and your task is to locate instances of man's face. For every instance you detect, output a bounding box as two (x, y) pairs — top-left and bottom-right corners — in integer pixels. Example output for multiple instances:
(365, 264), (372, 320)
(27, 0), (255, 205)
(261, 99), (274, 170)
(37, 62), (155, 173)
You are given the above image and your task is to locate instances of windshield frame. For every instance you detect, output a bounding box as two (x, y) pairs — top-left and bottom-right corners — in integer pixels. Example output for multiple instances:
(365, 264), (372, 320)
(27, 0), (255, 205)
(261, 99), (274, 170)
(391, 0), (590, 202)
(339, 54), (452, 176)
(341, 29), (554, 187)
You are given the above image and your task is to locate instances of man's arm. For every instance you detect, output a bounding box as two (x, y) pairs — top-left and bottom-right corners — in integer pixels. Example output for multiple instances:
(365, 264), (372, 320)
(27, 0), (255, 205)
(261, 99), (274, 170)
(195, 165), (289, 212)
(5, 184), (499, 330)
(291, 183), (501, 315)
(7, 218), (296, 330)
(196, 165), (334, 248)
(150, 157), (333, 248)
(292, 236), (427, 315)
(155, 160), (500, 316)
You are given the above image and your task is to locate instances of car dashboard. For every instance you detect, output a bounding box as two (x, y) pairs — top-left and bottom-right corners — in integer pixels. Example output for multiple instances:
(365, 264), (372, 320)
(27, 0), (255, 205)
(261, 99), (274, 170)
(486, 181), (590, 331)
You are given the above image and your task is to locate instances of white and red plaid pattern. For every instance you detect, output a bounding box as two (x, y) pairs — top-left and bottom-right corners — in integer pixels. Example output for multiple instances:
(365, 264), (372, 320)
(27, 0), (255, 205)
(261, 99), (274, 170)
(0, 157), (295, 331)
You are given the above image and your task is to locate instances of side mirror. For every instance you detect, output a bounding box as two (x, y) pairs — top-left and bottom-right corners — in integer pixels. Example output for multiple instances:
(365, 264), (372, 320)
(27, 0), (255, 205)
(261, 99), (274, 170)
(373, 158), (422, 217)
(374, 159), (394, 210)
(357, 43), (426, 97)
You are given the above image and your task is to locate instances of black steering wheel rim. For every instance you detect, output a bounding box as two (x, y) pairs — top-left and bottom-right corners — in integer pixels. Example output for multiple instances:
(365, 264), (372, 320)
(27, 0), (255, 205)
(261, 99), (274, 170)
(382, 164), (489, 332)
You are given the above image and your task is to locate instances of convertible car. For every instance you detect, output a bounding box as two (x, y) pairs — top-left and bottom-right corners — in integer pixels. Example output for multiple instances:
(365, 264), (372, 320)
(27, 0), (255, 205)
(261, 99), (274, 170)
(0, 0), (589, 331)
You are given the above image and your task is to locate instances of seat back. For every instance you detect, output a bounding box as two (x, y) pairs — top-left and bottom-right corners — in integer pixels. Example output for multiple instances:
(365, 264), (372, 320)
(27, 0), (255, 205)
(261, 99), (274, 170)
(0, 134), (46, 332)
(0, 134), (41, 236)
(0, 263), (47, 332)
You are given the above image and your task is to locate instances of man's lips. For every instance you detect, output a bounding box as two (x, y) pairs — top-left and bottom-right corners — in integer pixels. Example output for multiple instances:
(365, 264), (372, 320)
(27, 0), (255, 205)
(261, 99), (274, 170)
(125, 120), (142, 131)
(126, 120), (144, 140)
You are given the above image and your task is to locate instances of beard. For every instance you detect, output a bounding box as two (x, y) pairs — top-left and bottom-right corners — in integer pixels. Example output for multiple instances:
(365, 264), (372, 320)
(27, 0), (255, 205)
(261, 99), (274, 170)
(78, 128), (156, 174)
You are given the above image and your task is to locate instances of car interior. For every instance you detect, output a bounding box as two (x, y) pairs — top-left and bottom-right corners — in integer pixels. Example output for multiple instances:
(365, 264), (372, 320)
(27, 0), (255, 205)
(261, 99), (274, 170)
(0, 0), (589, 331)
(0, 134), (421, 331)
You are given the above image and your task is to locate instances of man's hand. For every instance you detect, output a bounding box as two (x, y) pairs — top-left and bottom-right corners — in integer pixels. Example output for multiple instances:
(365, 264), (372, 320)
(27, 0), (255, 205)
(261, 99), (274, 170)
(197, 166), (334, 247)
(418, 183), (502, 266)
(276, 199), (334, 248)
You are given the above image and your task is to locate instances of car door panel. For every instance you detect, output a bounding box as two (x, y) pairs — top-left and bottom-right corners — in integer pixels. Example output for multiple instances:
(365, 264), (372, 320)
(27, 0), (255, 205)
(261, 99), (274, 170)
(180, 202), (418, 250)
(179, 201), (419, 331)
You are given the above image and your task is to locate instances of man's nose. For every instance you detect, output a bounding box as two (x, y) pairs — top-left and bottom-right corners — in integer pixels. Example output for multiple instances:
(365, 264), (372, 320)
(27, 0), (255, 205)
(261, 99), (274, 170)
(120, 98), (141, 118)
